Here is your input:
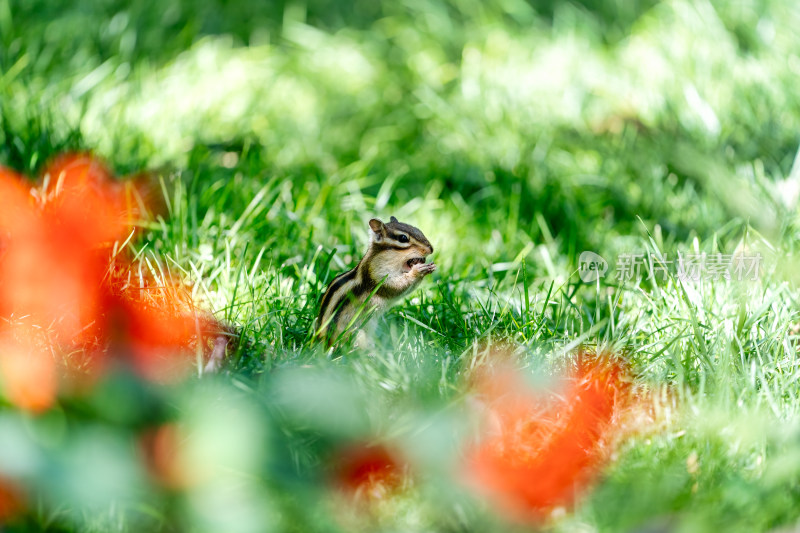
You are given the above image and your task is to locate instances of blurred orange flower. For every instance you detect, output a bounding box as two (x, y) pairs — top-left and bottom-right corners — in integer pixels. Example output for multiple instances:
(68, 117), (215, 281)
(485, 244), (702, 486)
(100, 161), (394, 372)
(0, 156), (132, 339)
(0, 477), (25, 524)
(0, 154), (219, 411)
(331, 443), (407, 502)
(140, 423), (194, 490)
(0, 332), (57, 412)
(464, 352), (631, 523)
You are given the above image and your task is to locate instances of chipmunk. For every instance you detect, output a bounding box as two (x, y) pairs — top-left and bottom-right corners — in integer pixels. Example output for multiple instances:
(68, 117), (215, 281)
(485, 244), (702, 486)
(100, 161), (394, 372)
(316, 216), (435, 346)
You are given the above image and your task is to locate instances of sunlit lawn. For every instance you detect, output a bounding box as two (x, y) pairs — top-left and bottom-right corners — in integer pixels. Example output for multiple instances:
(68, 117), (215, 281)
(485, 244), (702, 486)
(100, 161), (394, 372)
(2, 0), (800, 531)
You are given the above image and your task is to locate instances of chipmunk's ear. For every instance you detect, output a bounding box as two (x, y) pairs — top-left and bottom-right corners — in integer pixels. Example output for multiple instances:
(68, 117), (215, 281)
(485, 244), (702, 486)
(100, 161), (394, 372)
(369, 218), (385, 241)
(389, 215), (398, 223)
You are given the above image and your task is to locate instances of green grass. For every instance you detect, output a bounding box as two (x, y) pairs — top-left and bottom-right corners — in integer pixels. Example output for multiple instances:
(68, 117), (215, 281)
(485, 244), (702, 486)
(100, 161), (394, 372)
(3, 0), (800, 531)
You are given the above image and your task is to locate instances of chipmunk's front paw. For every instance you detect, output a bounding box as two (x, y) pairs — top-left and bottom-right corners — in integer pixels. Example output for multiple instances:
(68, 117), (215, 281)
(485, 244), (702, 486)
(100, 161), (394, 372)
(412, 262), (437, 276)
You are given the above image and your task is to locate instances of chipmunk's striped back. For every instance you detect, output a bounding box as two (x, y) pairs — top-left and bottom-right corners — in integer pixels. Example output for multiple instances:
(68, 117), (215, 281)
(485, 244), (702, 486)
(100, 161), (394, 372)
(315, 216), (436, 347)
(316, 261), (367, 342)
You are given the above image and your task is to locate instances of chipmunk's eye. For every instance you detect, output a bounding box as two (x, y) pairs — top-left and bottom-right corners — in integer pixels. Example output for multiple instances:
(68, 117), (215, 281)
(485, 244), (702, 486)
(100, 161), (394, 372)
(398, 234), (409, 243)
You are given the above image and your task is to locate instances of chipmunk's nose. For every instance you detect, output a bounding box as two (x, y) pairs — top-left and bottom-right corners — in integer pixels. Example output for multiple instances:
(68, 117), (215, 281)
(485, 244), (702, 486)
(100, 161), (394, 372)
(426, 244), (433, 255)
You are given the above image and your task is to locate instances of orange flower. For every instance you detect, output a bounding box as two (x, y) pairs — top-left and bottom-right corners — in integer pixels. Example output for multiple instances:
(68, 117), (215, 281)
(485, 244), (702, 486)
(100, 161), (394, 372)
(331, 443), (406, 502)
(41, 154), (133, 248)
(113, 293), (213, 382)
(0, 477), (25, 524)
(464, 352), (631, 523)
(0, 154), (220, 410)
(0, 156), (134, 340)
(0, 332), (57, 412)
(140, 423), (194, 490)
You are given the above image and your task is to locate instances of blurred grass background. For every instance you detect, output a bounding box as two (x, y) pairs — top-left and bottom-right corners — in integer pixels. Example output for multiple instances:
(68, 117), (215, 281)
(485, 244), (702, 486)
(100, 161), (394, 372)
(3, 0), (800, 531)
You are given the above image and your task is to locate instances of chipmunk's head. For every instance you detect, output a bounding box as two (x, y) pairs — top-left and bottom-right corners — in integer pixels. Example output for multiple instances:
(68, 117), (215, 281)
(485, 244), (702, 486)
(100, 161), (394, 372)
(368, 216), (433, 272)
